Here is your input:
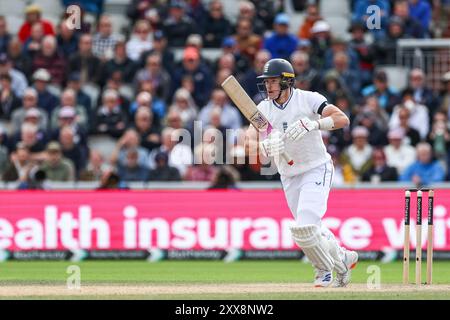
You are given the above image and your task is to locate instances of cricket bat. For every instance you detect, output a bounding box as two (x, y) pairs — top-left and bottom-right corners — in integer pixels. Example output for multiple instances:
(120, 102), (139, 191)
(221, 75), (294, 166)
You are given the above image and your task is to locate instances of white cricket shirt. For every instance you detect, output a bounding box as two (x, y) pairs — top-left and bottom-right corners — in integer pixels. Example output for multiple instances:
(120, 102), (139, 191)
(257, 88), (331, 176)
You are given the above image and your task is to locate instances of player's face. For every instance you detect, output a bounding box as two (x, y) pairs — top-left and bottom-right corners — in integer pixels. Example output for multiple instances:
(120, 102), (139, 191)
(263, 77), (282, 99)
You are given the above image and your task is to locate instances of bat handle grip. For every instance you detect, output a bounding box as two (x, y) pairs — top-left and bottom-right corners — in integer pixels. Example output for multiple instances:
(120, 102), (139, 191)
(281, 152), (294, 166)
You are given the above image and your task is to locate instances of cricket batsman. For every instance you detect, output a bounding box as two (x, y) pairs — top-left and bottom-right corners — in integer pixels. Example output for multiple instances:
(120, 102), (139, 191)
(250, 58), (358, 287)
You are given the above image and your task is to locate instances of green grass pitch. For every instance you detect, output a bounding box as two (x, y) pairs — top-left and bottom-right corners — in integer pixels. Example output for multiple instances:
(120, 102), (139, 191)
(1, 260), (450, 299)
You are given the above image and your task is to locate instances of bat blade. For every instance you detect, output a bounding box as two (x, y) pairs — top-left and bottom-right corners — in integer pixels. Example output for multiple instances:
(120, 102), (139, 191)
(221, 76), (294, 166)
(221, 75), (268, 131)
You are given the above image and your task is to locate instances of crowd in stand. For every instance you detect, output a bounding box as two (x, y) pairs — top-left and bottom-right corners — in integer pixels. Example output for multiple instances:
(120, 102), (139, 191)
(0, 0), (450, 189)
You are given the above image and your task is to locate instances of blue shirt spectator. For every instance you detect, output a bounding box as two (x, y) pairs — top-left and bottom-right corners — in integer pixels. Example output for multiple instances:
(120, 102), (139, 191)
(400, 142), (445, 185)
(352, 0), (390, 39)
(172, 47), (213, 108)
(408, 0), (431, 33)
(263, 14), (297, 60)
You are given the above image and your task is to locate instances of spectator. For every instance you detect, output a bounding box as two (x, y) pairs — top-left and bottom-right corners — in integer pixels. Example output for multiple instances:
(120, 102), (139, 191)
(57, 19), (80, 58)
(440, 71), (450, 117)
(32, 68), (59, 116)
(263, 13), (298, 60)
(291, 51), (321, 92)
(309, 20), (332, 70)
(373, 17), (407, 65)
(50, 106), (88, 154)
(131, 107), (161, 152)
(2, 142), (32, 182)
(341, 126), (373, 177)
(97, 170), (126, 189)
(202, 0), (232, 48)
(0, 16), (11, 55)
(68, 34), (102, 84)
(213, 53), (236, 77)
(95, 89), (128, 138)
(400, 142), (445, 185)
(32, 35), (66, 87)
(0, 128), (7, 175)
(321, 71), (352, 105)
(352, 0), (390, 40)
(427, 111), (450, 162)
(220, 36), (250, 75)
(79, 150), (110, 182)
(92, 15), (119, 60)
(134, 53), (171, 104)
(147, 151), (181, 181)
(62, 0), (104, 17)
(329, 145), (356, 185)
(13, 123), (47, 157)
(361, 148), (398, 182)
(354, 110), (388, 147)
(16, 165), (47, 189)
(329, 51), (361, 100)
(66, 72), (93, 126)
(324, 37), (360, 73)
(172, 47), (213, 108)
(148, 127), (192, 176)
(394, 106), (421, 146)
(384, 128), (417, 175)
(164, 109), (185, 130)
(58, 125), (87, 178)
(18, 4), (55, 43)
(361, 95), (390, 131)
(126, 0), (156, 22)
(198, 89), (242, 130)
(7, 37), (33, 77)
(110, 128), (149, 169)
(162, 1), (198, 48)
(297, 3), (322, 40)
(10, 108), (49, 149)
(129, 91), (163, 126)
(393, 0), (426, 38)
(208, 165), (238, 189)
(184, 143), (219, 181)
(408, 68), (438, 116)
(0, 53), (28, 98)
(389, 88), (429, 139)
(11, 88), (48, 133)
(139, 30), (175, 75)
(101, 38), (137, 86)
(126, 20), (153, 62)
(233, 18), (262, 63)
(241, 49), (271, 101)
(409, 0), (432, 32)
(168, 88), (198, 129)
(236, 1), (266, 36)
(348, 21), (375, 87)
(23, 23), (44, 59)
(118, 147), (149, 182)
(229, 144), (261, 181)
(362, 70), (400, 114)
(51, 89), (88, 131)
(40, 141), (75, 182)
(0, 73), (21, 120)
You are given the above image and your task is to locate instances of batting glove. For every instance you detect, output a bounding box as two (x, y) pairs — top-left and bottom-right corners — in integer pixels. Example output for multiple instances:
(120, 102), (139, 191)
(259, 131), (285, 157)
(285, 118), (319, 142)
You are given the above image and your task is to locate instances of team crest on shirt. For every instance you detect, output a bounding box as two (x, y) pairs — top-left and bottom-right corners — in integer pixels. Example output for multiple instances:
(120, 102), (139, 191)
(250, 111), (269, 131)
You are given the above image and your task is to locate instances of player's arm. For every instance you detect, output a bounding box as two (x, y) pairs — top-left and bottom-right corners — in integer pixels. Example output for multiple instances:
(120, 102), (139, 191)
(319, 104), (350, 130)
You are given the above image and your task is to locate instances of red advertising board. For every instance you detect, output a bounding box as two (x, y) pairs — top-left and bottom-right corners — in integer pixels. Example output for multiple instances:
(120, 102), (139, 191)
(0, 190), (449, 251)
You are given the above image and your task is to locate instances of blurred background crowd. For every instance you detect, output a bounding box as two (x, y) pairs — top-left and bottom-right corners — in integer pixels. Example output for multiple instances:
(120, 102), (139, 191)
(0, 0), (450, 189)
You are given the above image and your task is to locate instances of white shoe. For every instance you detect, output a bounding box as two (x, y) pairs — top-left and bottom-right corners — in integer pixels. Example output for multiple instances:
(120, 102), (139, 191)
(314, 269), (333, 287)
(333, 250), (358, 287)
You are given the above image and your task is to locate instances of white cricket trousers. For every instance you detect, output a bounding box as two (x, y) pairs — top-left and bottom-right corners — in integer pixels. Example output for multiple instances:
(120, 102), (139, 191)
(280, 159), (334, 226)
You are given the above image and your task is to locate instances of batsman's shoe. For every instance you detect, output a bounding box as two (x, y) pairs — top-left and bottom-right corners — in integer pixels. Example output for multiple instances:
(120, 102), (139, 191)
(333, 250), (358, 288)
(314, 269), (333, 287)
